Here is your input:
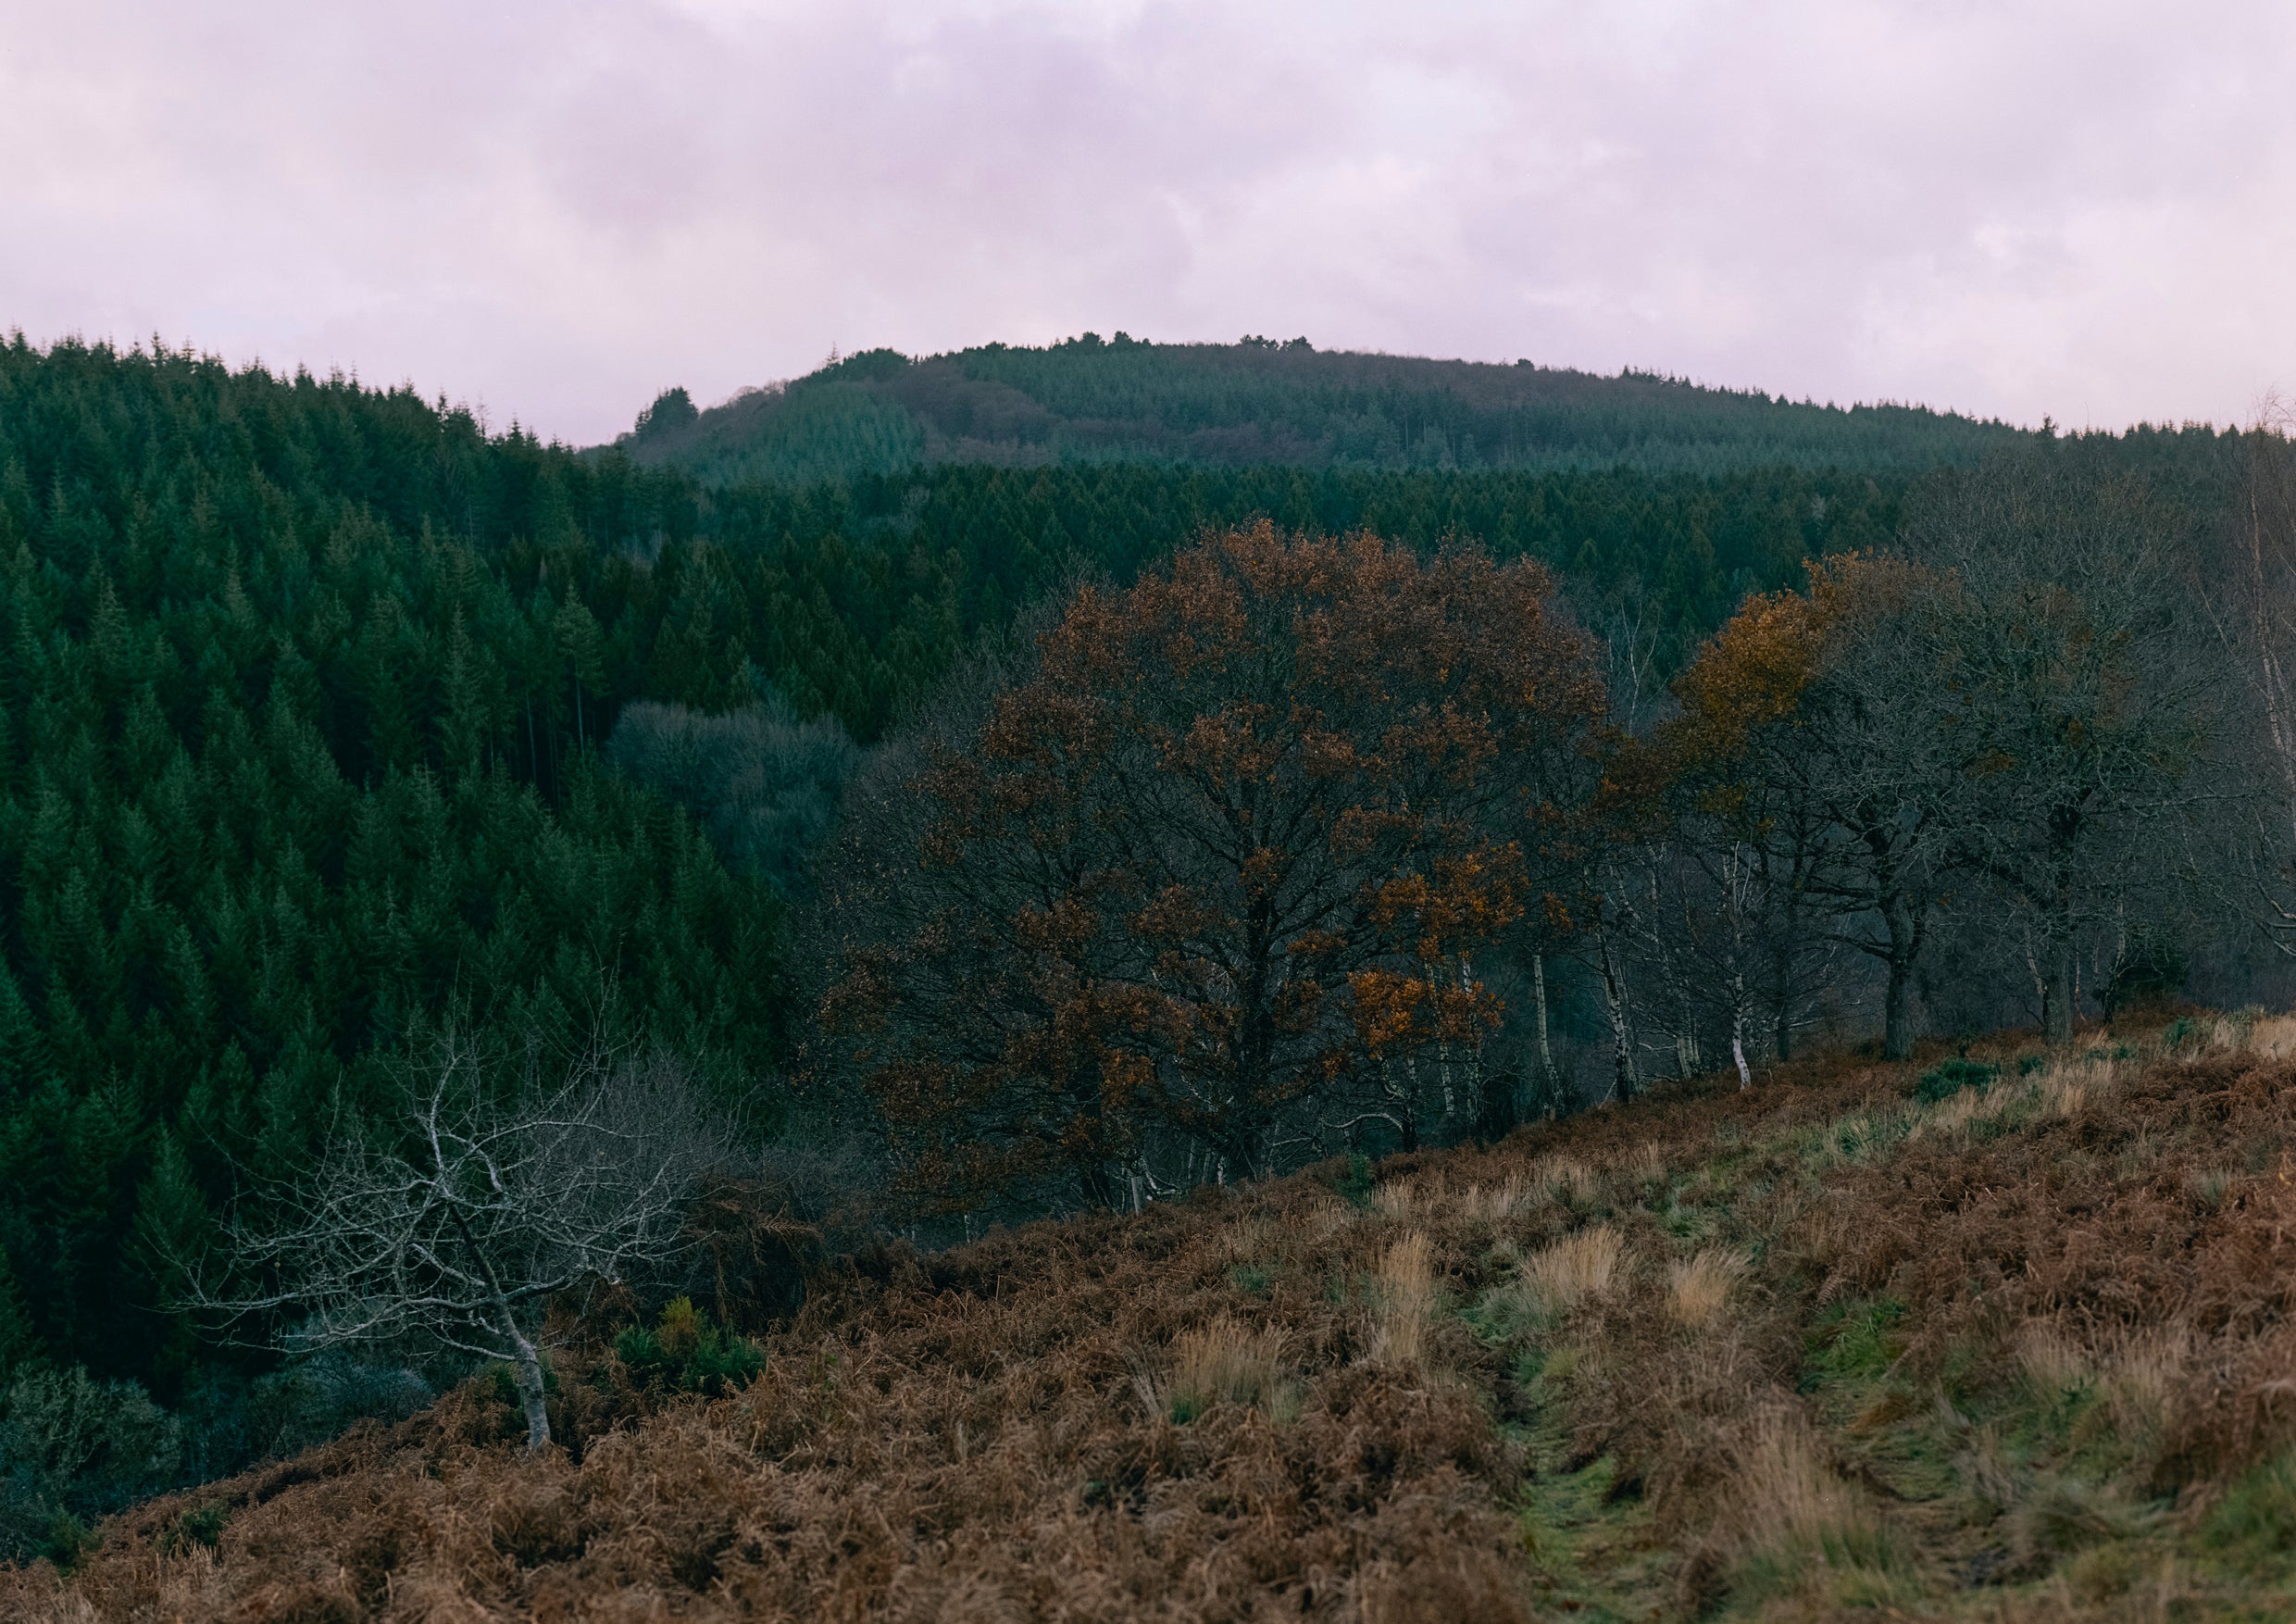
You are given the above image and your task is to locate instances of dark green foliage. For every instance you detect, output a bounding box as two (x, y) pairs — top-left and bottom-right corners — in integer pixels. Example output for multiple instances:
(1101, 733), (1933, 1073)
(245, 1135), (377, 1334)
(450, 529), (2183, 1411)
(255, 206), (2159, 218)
(613, 1297), (763, 1395)
(624, 338), (2035, 485)
(1915, 1057), (2001, 1104)
(0, 1366), (181, 1560)
(0, 332), (2254, 1525)
(605, 694), (858, 894)
(159, 1499), (228, 1555)
(0, 337), (786, 1396)
(700, 459), (1915, 685)
(632, 387), (698, 440)
(1326, 1153), (1375, 1207)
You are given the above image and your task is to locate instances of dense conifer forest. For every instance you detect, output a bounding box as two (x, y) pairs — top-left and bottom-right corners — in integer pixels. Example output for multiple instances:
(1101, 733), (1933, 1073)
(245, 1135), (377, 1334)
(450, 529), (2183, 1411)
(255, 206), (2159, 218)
(0, 330), (2280, 1577)
(615, 335), (2034, 487)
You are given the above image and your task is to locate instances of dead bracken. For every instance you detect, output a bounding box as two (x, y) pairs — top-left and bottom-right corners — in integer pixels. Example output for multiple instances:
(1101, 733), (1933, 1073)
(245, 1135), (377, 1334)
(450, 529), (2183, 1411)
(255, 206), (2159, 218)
(13, 1020), (2296, 1619)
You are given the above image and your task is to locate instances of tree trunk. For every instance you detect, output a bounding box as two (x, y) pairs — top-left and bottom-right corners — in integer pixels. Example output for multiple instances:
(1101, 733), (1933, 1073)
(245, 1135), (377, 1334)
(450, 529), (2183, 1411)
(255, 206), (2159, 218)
(1879, 894), (1921, 1062)
(1731, 978), (1752, 1090)
(2045, 920), (2078, 1049)
(1770, 943), (1794, 1063)
(501, 1309), (551, 1451)
(1882, 952), (1914, 1062)
(1532, 953), (1559, 1115)
(1596, 927), (1636, 1105)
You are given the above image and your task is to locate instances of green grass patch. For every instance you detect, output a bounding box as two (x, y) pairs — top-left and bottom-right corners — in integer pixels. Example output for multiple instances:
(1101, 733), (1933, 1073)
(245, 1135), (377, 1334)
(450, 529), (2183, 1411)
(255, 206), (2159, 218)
(1807, 1299), (1909, 1387)
(2202, 1454), (2296, 1580)
(1915, 1056), (1999, 1104)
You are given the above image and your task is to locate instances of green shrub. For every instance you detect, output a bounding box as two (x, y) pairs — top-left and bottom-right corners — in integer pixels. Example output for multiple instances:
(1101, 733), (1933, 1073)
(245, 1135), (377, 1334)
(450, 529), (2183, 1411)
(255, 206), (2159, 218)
(1328, 1152), (1374, 1206)
(242, 1350), (431, 1461)
(616, 1299), (764, 1395)
(0, 1366), (184, 1562)
(614, 1324), (666, 1374)
(1914, 1058), (1999, 1104)
(159, 1500), (229, 1555)
(482, 1357), (557, 1410)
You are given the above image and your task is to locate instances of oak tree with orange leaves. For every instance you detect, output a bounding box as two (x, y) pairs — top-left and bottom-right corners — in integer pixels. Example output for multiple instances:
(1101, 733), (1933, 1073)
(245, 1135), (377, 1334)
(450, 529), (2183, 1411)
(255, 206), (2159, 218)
(816, 523), (1606, 1209)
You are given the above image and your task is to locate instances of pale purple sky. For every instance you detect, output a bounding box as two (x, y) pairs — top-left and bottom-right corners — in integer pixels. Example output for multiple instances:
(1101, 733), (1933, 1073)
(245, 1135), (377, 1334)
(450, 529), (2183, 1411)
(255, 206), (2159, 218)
(5, 1), (2290, 445)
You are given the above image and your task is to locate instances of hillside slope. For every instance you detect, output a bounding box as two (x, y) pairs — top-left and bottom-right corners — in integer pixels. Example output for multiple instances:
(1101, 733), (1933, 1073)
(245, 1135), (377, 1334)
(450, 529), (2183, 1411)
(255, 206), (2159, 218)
(14, 1014), (2296, 1621)
(617, 338), (2029, 486)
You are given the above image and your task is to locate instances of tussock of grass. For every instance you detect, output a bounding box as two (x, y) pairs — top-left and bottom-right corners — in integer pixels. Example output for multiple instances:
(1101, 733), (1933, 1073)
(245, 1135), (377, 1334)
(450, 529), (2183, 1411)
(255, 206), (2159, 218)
(2100, 1326), (2190, 1457)
(1727, 1407), (1917, 1605)
(1666, 1247), (1748, 1329)
(1455, 1171), (1534, 1224)
(1515, 1225), (1624, 1319)
(1369, 1230), (1438, 1368)
(2014, 1319), (2096, 1402)
(1160, 1316), (1288, 1422)
(1527, 1155), (1596, 1207)
(1370, 1178), (1424, 1219)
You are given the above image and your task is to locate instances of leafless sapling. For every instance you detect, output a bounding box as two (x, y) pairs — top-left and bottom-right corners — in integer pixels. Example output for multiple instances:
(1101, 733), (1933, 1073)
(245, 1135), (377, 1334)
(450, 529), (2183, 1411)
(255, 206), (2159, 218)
(182, 1036), (728, 1450)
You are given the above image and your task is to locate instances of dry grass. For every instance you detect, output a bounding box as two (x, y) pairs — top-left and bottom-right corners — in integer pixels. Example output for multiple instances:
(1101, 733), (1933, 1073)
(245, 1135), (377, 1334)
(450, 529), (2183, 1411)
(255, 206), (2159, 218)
(2250, 1012), (2296, 1057)
(2206, 1008), (2296, 1057)
(21, 1011), (2296, 1620)
(2035, 1065), (2094, 1120)
(1525, 1155), (1596, 1206)
(2101, 1326), (2192, 1455)
(1454, 1172), (1533, 1224)
(1516, 1224), (1625, 1318)
(1367, 1230), (1438, 1368)
(1160, 1316), (1288, 1420)
(5, 1180), (1526, 1624)
(1370, 1178), (1424, 1220)
(1731, 1406), (1880, 1556)
(1909, 1084), (1989, 1141)
(1666, 1247), (1749, 1329)
(2014, 1320), (2096, 1399)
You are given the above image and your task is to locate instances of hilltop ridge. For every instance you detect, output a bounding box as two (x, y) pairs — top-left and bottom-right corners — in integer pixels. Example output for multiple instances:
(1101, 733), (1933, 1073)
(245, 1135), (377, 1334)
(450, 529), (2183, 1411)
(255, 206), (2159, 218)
(613, 336), (2031, 486)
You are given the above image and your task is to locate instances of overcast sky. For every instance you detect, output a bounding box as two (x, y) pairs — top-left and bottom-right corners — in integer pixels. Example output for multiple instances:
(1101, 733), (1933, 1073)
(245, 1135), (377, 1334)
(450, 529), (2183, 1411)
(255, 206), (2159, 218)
(4, 1), (2290, 445)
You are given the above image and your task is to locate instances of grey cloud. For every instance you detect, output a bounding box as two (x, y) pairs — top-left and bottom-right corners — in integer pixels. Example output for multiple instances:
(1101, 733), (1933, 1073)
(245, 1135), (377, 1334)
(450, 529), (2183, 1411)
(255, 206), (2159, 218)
(2, 0), (2289, 443)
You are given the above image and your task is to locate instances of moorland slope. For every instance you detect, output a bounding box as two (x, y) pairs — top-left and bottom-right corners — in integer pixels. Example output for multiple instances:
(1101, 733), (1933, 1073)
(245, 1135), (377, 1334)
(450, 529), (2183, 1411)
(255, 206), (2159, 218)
(13, 1014), (2296, 1621)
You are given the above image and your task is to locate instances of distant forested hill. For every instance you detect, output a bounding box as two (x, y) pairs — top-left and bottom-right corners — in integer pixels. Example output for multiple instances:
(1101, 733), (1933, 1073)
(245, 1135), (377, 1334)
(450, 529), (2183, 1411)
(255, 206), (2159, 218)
(0, 332), (2251, 1477)
(613, 334), (2032, 486)
(0, 337), (1942, 1406)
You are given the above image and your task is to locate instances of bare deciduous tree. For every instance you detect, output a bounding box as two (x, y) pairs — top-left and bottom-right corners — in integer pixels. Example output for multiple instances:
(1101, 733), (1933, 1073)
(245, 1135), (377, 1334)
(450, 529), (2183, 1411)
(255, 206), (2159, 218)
(1667, 554), (1955, 1062)
(183, 1037), (726, 1450)
(1910, 460), (2217, 1046)
(2194, 409), (2296, 950)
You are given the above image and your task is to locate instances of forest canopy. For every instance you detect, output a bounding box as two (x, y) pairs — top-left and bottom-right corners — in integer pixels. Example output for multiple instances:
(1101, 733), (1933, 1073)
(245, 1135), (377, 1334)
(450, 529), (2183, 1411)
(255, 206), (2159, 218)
(0, 330), (2281, 1552)
(613, 336), (2037, 487)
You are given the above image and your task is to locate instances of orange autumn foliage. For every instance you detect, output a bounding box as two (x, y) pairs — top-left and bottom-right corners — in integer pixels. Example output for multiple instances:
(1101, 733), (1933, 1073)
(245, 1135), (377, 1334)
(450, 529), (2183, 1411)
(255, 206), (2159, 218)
(817, 523), (1606, 1206)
